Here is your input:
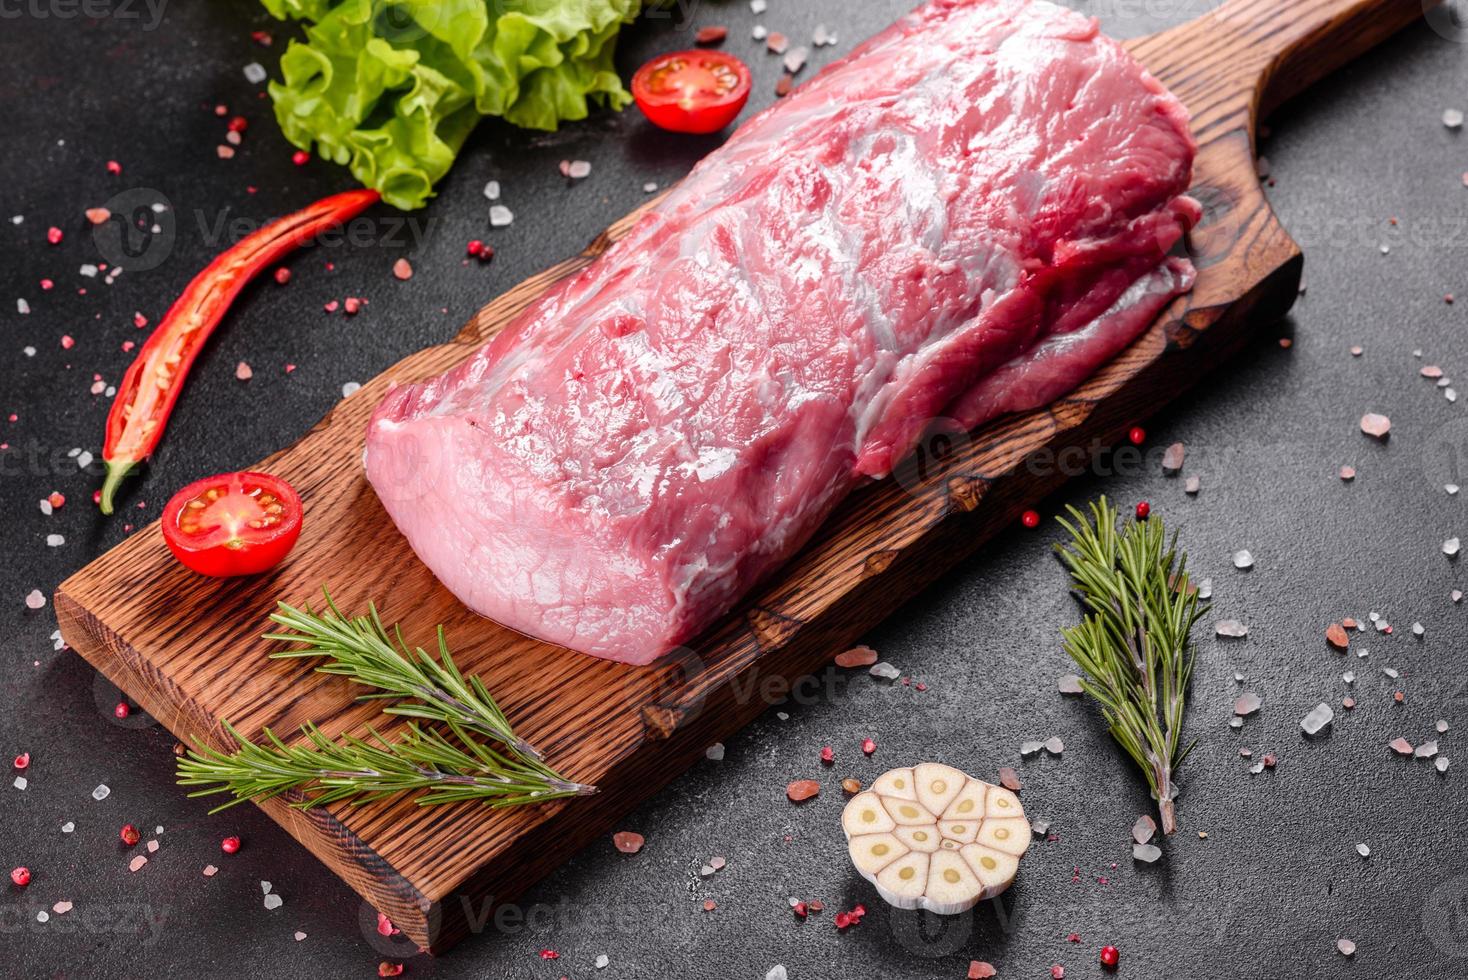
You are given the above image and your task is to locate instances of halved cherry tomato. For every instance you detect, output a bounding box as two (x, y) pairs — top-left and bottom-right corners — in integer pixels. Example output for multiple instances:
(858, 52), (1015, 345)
(632, 50), (752, 134)
(161, 471), (302, 577)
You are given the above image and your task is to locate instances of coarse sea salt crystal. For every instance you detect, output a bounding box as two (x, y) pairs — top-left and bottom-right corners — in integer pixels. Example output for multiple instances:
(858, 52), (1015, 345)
(752, 24), (768, 40)
(1132, 843), (1162, 863)
(14, 776), (27, 791)
(243, 62), (267, 84)
(1355, 843), (1370, 858)
(77, 451), (93, 469)
(295, 931), (307, 942)
(1415, 741), (1439, 759)
(869, 661), (901, 680)
(61, 822), (74, 833)
(1232, 550), (1254, 569)
(1337, 938), (1356, 957)
(1301, 703), (1333, 736)
(23, 345), (36, 356)
(489, 205), (514, 227)
(750, 0), (767, 12)
(264, 893), (284, 910)
(342, 382), (361, 398)
(1445, 537), (1461, 557)
(1446, 108), (1465, 129)
(1215, 619), (1247, 638)
(705, 743), (724, 761)
(46, 534), (64, 547)
(203, 864), (218, 877)
(482, 180), (500, 201)
(1057, 674), (1083, 695)
(92, 783), (110, 801)
(596, 954), (609, 969)
(25, 589), (46, 609)
(129, 855), (147, 872)
(643, 181), (659, 193)
(567, 160), (592, 180)
(1021, 740), (1044, 757)
(1436, 756), (1451, 773)
(36, 911), (48, 923)
(764, 967), (786, 980)
(17, 298), (30, 314)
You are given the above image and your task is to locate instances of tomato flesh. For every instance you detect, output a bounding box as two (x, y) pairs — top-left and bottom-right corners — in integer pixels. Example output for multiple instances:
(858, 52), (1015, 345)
(161, 471), (302, 577)
(632, 50), (752, 134)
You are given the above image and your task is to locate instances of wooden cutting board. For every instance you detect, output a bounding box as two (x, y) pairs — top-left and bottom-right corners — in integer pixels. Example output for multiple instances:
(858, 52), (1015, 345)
(56, 0), (1431, 953)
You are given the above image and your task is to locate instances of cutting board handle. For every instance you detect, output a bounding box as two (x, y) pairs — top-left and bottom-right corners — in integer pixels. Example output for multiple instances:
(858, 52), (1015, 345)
(1134, 0), (1437, 125)
(1243, 0), (1439, 114)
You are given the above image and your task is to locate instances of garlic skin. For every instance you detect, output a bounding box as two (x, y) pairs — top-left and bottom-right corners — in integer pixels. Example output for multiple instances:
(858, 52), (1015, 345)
(841, 764), (1030, 914)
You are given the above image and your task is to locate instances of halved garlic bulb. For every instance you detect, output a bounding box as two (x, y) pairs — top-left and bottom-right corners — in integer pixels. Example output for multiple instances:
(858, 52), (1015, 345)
(841, 763), (1030, 914)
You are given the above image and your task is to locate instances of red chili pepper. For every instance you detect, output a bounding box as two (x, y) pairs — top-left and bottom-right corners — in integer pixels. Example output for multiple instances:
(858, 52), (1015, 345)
(99, 189), (380, 514)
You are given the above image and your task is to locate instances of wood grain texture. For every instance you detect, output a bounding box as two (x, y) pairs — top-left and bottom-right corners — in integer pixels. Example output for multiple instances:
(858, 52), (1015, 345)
(55, 0), (1430, 953)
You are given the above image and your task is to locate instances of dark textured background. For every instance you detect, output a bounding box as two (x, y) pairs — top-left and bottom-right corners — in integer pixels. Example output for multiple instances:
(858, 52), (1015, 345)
(3, 1), (1468, 978)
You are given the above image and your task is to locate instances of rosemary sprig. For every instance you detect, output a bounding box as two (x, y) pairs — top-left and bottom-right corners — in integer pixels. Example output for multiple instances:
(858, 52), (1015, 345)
(265, 595), (545, 762)
(175, 597), (595, 812)
(1055, 497), (1203, 835)
(177, 721), (589, 811)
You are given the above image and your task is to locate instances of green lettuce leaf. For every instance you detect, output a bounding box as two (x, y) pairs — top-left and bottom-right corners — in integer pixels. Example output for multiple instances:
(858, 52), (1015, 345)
(262, 0), (641, 209)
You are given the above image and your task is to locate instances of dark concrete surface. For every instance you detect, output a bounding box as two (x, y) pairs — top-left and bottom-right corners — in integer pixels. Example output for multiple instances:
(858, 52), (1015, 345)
(3, 1), (1468, 977)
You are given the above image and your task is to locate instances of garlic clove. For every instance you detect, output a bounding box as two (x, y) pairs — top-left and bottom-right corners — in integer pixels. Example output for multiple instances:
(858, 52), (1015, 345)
(960, 843), (1020, 896)
(984, 786), (1022, 818)
(894, 825), (941, 852)
(924, 849), (984, 914)
(842, 793), (896, 836)
(848, 833), (909, 876)
(940, 778), (988, 820)
(975, 817), (1031, 856)
(883, 797), (936, 826)
(874, 851), (931, 908)
(937, 819), (981, 844)
(870, 767), (917, 801)
(913, 763), (966, 817)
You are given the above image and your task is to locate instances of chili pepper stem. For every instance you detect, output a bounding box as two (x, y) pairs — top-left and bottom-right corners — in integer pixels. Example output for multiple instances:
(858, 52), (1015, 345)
(99, 459), (137, 516)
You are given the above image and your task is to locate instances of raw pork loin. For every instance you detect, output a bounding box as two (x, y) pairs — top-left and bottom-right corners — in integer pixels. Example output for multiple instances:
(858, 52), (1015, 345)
(366, 0), (1199, 664)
